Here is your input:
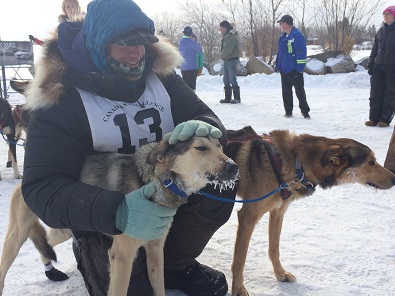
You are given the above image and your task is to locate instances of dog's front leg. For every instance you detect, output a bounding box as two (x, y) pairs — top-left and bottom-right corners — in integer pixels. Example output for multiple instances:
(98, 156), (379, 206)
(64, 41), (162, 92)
(268, 204), (296, 282)
(108, 235), (142, 296)
(232, 204), (262, 296)
(7, 145), (22, 179)
(145, 227), (169, 296)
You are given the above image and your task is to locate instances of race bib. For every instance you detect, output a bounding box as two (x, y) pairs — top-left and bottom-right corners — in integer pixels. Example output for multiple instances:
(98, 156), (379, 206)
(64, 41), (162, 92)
(78, 73), (174, 153)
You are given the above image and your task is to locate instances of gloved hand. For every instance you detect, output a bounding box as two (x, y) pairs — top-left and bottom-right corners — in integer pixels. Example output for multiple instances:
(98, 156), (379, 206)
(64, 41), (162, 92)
(115, 183), (177, 240)
(197, 68), (203, 76)
(368, 67), (373, 75)
(163, 120), (222, 145)
(28, 35), (35, 42)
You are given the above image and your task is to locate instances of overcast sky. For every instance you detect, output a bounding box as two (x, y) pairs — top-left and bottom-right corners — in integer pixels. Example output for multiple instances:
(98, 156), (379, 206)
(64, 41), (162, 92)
(0, 0), (392, 41)
(0, 0), (179, 41)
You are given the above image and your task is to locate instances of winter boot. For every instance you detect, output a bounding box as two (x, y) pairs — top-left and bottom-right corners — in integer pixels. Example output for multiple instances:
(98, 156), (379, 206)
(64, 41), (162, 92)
(220, 87), (232, 103)
(230, 86), (240, 104)
(165, 262), (228, 296)
(365, 120), (377, 126)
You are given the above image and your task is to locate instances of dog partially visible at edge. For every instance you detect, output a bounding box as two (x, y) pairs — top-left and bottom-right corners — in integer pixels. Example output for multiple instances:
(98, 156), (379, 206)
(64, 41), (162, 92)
(0, 98), (22, 180)
(0, 135), (239, 296)
(0, 80), (31, 181)
(224, 126), (395, 296)
(9, 80), (31, 145)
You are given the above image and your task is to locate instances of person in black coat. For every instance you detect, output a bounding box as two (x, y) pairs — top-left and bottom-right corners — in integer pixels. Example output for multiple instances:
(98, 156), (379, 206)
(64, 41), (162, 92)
(365, 6), (395, 127)
(22, 0), (235, 295)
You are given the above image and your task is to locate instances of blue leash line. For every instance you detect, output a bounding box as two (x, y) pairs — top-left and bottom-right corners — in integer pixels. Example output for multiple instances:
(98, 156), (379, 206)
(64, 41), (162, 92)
(198, 183), (288, 203)
(164, 179), (291, 204)
(0, 130), (25, 146)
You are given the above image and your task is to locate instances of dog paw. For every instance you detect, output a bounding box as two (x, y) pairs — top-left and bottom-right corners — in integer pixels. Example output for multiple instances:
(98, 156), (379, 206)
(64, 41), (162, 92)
(232, 285), (249, 296)
(276, 271), (296, 282)
(14, 174), (23, 179)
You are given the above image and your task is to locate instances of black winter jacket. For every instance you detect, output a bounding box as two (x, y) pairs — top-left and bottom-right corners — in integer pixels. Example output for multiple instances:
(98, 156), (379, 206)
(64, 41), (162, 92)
(22, 35), (226, 236)
(368, 22), (395, 70)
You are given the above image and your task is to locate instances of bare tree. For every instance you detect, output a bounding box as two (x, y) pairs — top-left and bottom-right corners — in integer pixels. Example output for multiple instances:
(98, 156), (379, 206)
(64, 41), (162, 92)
(163, 0), (383, 65)
(318, 0), (385, 53)
(222, 0), (274, 59)
(240, 0), (260, 56)
(266, 0), (285, 64)
(221, 0), (240, 22)
(153, 12), (184, 46)
(288, 0), (309, 36)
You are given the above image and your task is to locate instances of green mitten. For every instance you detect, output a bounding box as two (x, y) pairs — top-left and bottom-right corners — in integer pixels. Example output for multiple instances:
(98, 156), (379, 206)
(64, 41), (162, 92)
(164, 120), (222, 145)
(115, 183), (177, 240)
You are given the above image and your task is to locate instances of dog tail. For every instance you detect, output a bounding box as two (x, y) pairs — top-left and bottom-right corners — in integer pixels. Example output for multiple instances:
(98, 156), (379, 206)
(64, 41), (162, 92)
(29, 221), (58, 262)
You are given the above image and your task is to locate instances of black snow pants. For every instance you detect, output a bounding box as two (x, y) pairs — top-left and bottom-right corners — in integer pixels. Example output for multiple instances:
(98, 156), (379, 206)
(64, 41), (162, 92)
(280, 71), (310, 114)
(369, 65), (395, 124)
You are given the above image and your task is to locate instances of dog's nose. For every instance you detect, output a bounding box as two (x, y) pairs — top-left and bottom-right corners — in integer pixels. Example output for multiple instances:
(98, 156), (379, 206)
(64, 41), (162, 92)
(225, 161), (239, 178)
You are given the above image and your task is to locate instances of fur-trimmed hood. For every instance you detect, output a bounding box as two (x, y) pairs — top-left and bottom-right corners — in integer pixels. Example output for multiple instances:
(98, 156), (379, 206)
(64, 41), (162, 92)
(58, 12), (86, 23)
(26, 33), (182, 110)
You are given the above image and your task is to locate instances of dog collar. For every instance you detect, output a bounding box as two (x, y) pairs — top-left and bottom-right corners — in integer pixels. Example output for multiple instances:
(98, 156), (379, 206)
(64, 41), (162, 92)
(163, 179), (189, 198)
(295, 158), (315, 189)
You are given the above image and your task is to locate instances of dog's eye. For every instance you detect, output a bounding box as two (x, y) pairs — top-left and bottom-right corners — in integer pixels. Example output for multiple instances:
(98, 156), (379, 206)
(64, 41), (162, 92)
(369, 160), (375, 166)
(195, 146), (207, 151)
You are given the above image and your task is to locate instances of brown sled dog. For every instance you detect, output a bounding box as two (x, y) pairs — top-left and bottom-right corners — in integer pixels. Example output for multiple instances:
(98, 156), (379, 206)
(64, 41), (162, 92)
(0, 135), (238, 296)
(224, 126), (395, 296)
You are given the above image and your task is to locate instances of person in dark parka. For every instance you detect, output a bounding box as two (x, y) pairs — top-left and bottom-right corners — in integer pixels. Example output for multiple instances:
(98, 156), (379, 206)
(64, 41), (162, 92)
(22, 0), (236, 295)
(365, 6), (395, 127)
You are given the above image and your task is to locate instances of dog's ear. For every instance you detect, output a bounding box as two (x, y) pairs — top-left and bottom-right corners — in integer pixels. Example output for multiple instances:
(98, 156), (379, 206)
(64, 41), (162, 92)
(10, 80), (30, 94)
(321, 145), (346, 166)
(344, 144), (371, 166)
(147, 141), (167, 164)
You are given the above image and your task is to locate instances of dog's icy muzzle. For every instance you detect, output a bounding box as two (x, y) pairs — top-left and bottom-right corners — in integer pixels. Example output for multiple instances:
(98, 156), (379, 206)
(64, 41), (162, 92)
(206, 159), (239, 191)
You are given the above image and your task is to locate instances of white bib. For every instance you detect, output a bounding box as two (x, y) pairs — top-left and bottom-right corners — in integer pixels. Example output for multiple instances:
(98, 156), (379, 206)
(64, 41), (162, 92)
(78, 73), (174, 153)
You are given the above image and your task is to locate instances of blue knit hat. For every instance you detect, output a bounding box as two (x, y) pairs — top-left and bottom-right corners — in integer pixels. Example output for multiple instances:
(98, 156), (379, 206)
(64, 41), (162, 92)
(84, 0), (157, 73)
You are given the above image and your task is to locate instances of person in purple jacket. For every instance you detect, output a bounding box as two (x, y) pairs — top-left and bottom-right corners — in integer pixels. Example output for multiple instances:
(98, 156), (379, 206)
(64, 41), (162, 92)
(178, 26), (204, 91)
(275, 15), (311, 119)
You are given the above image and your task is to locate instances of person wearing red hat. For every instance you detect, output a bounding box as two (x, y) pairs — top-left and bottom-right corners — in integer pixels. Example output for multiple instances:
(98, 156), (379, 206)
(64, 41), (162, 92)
(365, 6), (395, 128)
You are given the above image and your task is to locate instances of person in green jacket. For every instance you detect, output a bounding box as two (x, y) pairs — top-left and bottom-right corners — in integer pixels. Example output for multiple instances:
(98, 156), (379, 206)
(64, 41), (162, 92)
(219, 20), (241, 104)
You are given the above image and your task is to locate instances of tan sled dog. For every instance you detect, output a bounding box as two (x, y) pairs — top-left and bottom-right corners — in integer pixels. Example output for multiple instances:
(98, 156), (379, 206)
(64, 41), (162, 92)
(0, 135), (238, 296)
(9, 80), (31, 145)
(224, 126), (395, 296)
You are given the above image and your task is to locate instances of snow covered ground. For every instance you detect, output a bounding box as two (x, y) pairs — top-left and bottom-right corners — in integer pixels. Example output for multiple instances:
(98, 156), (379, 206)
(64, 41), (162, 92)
(1, 50), (395, 296)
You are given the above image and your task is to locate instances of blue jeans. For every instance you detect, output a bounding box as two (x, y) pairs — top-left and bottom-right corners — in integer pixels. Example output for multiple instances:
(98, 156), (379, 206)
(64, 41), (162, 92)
(223, 58), (239, 88)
